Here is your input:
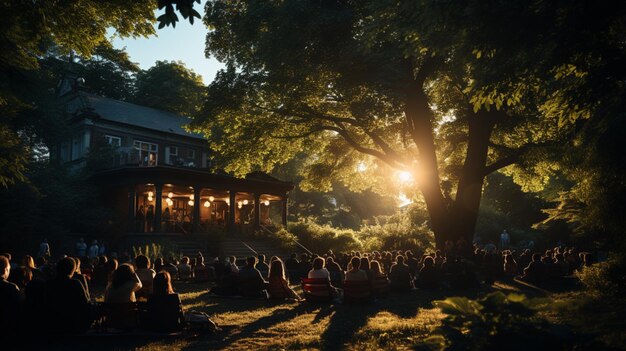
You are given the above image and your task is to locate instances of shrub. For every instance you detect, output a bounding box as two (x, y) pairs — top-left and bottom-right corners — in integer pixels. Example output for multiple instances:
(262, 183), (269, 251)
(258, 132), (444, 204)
(287, 221), (363, 254)
(132, 241), (180, 261)
(577, 256), (626, 296)
(358, 208), (435, 253)
(428, 292), (564, 350)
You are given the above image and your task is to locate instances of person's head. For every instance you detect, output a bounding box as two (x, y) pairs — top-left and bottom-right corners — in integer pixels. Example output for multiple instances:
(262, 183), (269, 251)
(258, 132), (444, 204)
(9, 266), (32, 289)
(154, 257), (164, 268)
(92, 240), (98, 245)
(269, 259), (286, 279)
(73, 257), (82, 273)
(196, 254), (205, 265)
(396, 255), (405, 264)
(532, 253), (542, 262)
(370, 260), (383, 274)
(111, 264), (136, 288)
(181, 256), (189, 265)
(2, 253), (12, 261)
(326, 256), (335, 264)
(405, 250), (413, 258)
(350, 256), (361, 270)
(57, 257), (76, 277)
(135, 255), (150, 269)
(246, 256), (257, 267)
(360, 256), (371, 270)
(229, 256), (236, 264)
(0, 256), (10, 280)
(312, 257), (325, 270)
(423, 256), (435, 268)
(258, 254), (266, 263)
(153, 271), (174, 295)
(22, 255), (35, 269)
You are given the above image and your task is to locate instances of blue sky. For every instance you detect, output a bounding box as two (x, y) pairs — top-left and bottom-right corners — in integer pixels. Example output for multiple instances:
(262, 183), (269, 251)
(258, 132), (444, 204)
(111, 1), (223, 84)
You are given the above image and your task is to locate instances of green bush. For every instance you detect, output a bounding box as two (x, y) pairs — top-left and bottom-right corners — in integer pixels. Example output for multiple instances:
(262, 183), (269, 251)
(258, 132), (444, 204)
(577, 256), (626, 296)
(358, 208), (435, 253)
(287, 221), (363, 254)
(427, 292), (564, 350)
(132, 241), (181, 261)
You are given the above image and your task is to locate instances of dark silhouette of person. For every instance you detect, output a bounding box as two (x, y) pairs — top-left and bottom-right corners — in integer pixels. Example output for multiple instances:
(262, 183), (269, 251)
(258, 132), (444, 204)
(144, 271), (184, 332)
(44, 257), (91, 334)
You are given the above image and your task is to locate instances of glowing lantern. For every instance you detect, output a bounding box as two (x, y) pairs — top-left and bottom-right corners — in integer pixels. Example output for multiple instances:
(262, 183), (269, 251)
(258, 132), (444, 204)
(188, 200), (194, 206)
(168, 192), (173, 198)
(243, 199), (249, 205)
(208, 196), (215, 202)
(204, 201), (210, 208)
(264, 200), (270, 206)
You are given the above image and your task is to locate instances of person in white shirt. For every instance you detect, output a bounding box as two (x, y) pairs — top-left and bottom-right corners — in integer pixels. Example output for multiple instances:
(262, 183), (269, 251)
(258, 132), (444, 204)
(88, 240), (99, 259)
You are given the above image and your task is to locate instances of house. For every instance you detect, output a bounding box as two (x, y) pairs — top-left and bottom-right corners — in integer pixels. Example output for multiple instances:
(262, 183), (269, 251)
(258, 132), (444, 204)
(53, 75), (293, 236)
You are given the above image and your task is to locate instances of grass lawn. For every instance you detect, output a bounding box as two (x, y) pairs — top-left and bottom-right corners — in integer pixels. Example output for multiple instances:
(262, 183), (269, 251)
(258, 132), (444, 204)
(35, 279), (625, 350)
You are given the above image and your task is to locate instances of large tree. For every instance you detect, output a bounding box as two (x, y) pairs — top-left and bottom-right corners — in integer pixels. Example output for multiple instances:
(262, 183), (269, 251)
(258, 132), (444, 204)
(132, 60), (206, 117)
(195, 0), (626, 249)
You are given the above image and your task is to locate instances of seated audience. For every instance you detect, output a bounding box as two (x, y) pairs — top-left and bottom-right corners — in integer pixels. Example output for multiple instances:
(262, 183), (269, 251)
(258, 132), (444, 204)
(389, 255), (414, 291)
(416, 256), (439, 290)
(177, 256), (193, 280)
(45, 257), (91, 334)
(104, 264), (142, 303)
(135, 255), (156, 298)
(0, 255), (22, 336)
(267, 258), (301, 300)
(520, 253), (547, 283)
(144, 271), (184, 332)
(237, 256), (269, 298)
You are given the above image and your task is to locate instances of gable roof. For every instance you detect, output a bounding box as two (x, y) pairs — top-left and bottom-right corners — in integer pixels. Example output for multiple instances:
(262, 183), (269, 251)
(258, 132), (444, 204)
(75, 92), (205, 140)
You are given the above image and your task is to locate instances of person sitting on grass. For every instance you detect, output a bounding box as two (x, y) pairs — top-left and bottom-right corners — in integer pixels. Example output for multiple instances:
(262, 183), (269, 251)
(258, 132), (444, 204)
(104, 264), (142, 303)
(345, 256), (368, 282)
(415, 256), (439, 290)
(256, 254), (270, 275)
(144, 271), (184, 332)
(520, 253), (547, 283)
(193, 254), (214, 282)
(503, 254), (518, 277)
(267, 258), (301, 301)
(177, 256), (193, 280)
(237, 256), (269, 298)
(370, 260), (390, 297)
(45, 257), (91, 334)
(1, 255), (22, 336)
(389, 255), (414, 291)
(135, 255), (156, 299)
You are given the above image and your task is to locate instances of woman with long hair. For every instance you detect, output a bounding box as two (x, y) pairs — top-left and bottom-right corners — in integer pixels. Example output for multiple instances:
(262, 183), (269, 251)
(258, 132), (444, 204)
(267, 258), (301, 300)
(104, 263), (142, 303)
(145, 271), (184, 331)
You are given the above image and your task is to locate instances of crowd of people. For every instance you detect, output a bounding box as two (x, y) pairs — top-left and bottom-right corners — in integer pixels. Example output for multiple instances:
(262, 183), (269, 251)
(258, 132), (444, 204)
(0, 236), (598, 336)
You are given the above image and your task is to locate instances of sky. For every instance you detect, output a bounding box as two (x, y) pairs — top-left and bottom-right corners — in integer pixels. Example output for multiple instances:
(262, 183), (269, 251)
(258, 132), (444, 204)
(111, 1), (223, 85)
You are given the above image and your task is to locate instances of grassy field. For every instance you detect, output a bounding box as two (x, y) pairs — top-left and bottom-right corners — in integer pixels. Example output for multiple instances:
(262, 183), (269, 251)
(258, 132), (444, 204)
(36, 279), (625, 351)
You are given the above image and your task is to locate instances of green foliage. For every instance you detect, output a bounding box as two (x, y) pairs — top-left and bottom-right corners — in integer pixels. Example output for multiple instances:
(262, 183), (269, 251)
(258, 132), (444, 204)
(429, 292), (559, 350)
(250, 226), (297, 252)
(287, 222), (363, 254)
(132, 60), (206, 117)
(359, 205), (435, 253)
(132, 241), (181, 261)
(577, 257), (626, 297)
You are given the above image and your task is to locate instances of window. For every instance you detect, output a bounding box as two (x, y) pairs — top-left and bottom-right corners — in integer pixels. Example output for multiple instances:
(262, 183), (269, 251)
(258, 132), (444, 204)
(188, 149), (195, 159)
(133, 140), (158, 166)
(105, 135), (121, 147)
(169, 146), (178, 156)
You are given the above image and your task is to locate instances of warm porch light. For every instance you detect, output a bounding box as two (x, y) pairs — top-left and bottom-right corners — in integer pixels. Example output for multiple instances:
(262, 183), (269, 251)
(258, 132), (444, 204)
(204, 201), (210, 207)
(225, 199), (230, 205)
(148, 191), (154, 197)
(188, 200), (194, 206)
(190, 194), (195, 200)
(264, 200), (270, 206)
(166, 198), (173, 206)
(147, 195), (153, 202)
(168, 192), (173, 198)
(209, 196), (215, 202)
(243, 199), (249, 205)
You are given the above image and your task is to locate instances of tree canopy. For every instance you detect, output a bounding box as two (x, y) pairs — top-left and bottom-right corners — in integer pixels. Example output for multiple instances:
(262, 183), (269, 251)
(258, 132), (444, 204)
(133, 60), (206, 117)
(195, 0), (626, 248)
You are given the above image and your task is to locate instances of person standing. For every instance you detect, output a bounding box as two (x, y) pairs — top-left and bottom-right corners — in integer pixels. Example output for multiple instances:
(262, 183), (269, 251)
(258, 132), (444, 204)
(500, 230), (510, 249)
(136, 205), (145, 233)
(88, 240), (100, 260)
(75, 238), (87, 257)
(145, 205), (154, 233)
(38, 239), (50, 258)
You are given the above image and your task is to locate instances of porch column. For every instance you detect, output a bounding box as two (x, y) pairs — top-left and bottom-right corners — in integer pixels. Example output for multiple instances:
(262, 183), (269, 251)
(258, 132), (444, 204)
(253, 193), (261, 230)
(192, 186), (201, 233)
(154, 183), (162, 232)
(281, 194), (288, 226)
(127, 186), (136, 232)
(228, 190), (236, 235)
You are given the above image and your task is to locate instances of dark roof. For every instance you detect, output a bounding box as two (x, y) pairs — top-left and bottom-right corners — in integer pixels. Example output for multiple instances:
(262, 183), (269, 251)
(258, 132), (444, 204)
(77, 92), (204, 140)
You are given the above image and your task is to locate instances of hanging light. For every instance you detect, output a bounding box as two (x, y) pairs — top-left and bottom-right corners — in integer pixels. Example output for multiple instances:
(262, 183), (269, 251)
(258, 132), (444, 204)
(190, 194), (194, 200)
(208, 196), (215, 202)
(237, 203), (243, 209)
(204, 201), (210, 208)
(166, 198), (173, 206)
(225, 199), (230, 205)
(168, 192), (173, 198)
(188, 200), (194, 206)
(264, 200), (270, 206)
(243, 199), (249, 205)
(148, 191), (154, 197)
(147, 196), (153, 202)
